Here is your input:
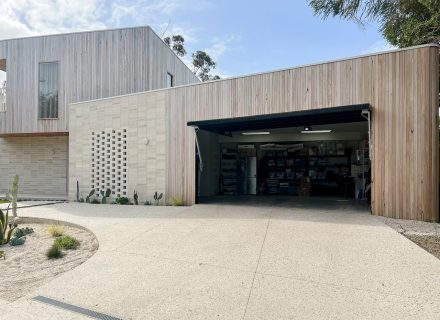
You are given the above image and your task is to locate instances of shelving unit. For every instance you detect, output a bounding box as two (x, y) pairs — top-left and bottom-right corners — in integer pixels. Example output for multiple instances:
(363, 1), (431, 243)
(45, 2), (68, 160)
(221, 147), (238, 195)
(261, 150), (351, 196)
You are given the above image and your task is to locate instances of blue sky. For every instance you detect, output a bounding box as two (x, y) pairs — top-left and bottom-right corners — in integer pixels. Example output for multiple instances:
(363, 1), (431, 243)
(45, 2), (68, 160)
(1, 0), (394, 79)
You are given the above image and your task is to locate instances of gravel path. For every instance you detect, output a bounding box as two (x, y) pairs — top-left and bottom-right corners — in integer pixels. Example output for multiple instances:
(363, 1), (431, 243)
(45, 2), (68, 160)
(382, 217), (440, 259)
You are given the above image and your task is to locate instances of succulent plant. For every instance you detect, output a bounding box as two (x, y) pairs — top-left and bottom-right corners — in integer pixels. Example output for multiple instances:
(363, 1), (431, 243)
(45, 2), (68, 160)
(134, 190), (139, 205)
(6, 175), (19, 225)
(99, 188), (111, 204)
(0, 205), (15, 245)
(86, 189), (95, 203)
(153, 192), (163, 205)
(10, 236), (25, 246)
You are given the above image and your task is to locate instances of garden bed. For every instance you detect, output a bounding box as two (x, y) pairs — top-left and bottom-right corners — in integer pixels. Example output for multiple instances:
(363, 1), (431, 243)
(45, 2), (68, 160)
(383, 217), (440, 260)
(0, 222), (98, 301)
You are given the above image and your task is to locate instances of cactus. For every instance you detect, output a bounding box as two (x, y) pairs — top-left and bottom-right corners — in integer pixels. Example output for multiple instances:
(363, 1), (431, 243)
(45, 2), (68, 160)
(76, 181), (80, 202)
(134, 190), (139, 205)
(6, 175), (19, 225)
(86, 189), (95, 203)
(100, 188), (111, 204)
(153, 192), (163, 205)
(0, 204), (15, 245)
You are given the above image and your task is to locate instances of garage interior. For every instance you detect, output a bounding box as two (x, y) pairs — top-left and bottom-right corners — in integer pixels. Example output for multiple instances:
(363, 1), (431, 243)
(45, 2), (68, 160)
(190, 104), (372, 204)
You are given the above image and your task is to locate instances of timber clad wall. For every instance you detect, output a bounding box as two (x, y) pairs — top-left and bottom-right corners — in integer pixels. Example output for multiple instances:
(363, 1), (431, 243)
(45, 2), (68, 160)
(0, 136), (68, 197)
(165, 46), (439, 221)
(0, 27), (199, 135)
(71, 45), (439, 221)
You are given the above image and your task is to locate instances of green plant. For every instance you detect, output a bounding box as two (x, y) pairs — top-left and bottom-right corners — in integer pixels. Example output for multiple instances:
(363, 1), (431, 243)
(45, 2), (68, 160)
(14, 227), (34, 239)
(46, 244), (63, 259)
(6, 175), (19, 225)
(153, 192), (163, 205)
(0, 199), (9, 204)
(90, 198), (100, 204)
(79, 197), (85, 203)
(86, 189), (95, 203)
(10, 236), (25, 246)
(54, 235), (79, 250)
(47, 225), (65, 237)
(144, 200), (151, 206)
(76, 181), (80, 202)
(170, 197), (185, 206)
(0, 205), (15, 245)
(100, 188), (111, 204)
(134, 190), (139, 205)
(115, 196), (130, 205)
(0, 250), (4, 260)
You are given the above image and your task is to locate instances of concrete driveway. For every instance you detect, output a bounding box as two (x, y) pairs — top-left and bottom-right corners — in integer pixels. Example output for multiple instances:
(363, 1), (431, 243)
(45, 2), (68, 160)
(3, 197), (440, 319)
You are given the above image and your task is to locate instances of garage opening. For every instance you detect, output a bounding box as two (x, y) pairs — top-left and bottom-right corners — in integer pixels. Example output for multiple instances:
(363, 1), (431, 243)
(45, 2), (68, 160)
(190, 104), (371, 205)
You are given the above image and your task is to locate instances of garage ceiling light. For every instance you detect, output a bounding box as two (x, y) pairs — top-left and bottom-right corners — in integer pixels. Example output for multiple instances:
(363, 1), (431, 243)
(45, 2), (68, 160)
(241, 131), (270, 135)
(301, 129), (332, 133)
(301, 126), (332, 133)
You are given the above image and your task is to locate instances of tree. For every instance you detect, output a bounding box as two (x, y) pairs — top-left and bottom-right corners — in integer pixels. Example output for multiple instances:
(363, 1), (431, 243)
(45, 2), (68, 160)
(163, 34), (221, 81)
(309, 0), (440, 47)
(192, 50), (217, 81)
(163, 35), (186, 57)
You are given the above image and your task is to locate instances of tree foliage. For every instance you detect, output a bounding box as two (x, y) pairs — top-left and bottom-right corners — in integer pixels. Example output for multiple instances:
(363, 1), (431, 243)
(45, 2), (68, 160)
(192, 50), (216, 81)
(309, 0), (440, 47)
(163, 35), (186, 57)
(163, 34), (221, 81)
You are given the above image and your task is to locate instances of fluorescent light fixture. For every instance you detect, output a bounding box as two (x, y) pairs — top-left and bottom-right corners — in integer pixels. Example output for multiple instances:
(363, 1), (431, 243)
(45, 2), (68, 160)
(301, 129), (332, 133)
(241, 131), (270, 135)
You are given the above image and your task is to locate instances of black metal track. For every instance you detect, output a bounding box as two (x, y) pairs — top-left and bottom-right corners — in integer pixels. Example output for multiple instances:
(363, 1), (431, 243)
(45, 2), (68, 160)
(33, 296), (122, 320)
(188, 103), (370, 135)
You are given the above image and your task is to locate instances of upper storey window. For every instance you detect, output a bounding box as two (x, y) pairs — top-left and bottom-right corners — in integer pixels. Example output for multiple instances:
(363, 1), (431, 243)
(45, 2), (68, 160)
(166, 72), (174, 88)
(38, 62), (59, 119)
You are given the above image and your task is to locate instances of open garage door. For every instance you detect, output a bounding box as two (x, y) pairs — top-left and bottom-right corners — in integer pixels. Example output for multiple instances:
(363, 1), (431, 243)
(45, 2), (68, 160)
(189, 104), (371, 204)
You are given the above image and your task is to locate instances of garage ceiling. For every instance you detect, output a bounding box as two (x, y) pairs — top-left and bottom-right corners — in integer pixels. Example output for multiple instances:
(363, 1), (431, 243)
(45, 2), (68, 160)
(188, 104), (370, 135)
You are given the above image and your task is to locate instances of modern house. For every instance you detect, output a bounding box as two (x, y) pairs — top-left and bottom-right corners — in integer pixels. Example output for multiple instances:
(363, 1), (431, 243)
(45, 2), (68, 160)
(1, 27), (439, 222)
(0, 26), (198, 198)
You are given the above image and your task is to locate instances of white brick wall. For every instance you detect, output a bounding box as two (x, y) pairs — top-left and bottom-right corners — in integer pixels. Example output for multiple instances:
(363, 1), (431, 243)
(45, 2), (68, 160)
(69, 91), (166, 203)
(0, 136), (68, 198)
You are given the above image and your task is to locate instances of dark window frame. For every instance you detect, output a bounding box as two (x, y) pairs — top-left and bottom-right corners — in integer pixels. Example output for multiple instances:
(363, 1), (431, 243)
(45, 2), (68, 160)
(38, 61), (59, 119)
(166, 72), (174, 88)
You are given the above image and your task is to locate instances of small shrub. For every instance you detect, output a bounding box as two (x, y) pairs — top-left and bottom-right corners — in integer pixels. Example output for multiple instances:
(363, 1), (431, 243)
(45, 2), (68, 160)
(0, 250), (4, 260)
(46, 244), (63, 259)
(54, 235), (79, 250)
(14, 227), (34, 239)
(170, 197), (185, 206)
(48, 225), (65, 237)
(115, 196), (130, 205)
(10, 237), (26, 246)
(90, 198), (100, 204)
(144, 200), (151, 205)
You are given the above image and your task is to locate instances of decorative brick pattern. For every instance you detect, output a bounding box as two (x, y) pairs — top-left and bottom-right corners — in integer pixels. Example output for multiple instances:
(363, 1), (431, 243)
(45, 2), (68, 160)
(91, 129), (128, 197)
(0, 136), (68, 198)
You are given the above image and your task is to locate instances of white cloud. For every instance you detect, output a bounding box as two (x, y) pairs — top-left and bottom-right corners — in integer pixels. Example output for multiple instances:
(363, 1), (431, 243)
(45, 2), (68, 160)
(362, 40), (396, 54)
(0, 0), (107, 40)
(205, 34), (241, 61)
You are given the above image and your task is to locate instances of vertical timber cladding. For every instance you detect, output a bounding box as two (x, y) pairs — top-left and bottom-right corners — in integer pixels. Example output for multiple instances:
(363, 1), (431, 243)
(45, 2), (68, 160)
(166, 45), (439, 221)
